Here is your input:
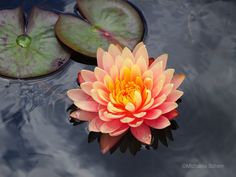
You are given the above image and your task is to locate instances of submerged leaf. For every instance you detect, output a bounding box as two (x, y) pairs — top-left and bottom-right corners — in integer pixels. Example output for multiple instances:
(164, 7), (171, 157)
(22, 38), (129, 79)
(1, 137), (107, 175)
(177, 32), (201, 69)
(0, 7), (70, 79)
(56, 0), (145, 58)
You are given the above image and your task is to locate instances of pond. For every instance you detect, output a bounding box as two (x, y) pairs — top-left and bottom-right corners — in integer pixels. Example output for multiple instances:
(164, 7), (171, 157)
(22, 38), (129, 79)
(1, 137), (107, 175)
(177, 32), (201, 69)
(0, 0), (236, 177)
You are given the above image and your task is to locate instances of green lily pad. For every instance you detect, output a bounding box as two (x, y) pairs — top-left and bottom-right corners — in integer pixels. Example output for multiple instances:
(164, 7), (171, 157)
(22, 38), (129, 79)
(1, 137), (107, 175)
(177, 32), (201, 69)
(0, 7), (70, 79)
(55, 0), (145, 58)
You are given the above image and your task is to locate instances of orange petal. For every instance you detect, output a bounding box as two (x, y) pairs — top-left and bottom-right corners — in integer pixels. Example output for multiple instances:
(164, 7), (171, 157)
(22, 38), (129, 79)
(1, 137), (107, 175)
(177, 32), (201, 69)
(166, 90), (183, 102)
(70, 110), (97, 121)
(100, 134), (123, 154)
(172, 74), (185, 90)
(67, 89), (91, 102)
(150, 54), (168, 70)
(100, 120), (122, 133)
(74, 100), (99, 112)
(145, 116), (170, 129)
(103, 52), (114, 72)
(104, 75), (114, 91)
(108, 44), (121, 58)
(99, 109), (111, 121)
(134, 91), (142, 109)
(131, 65), (141, 80)
(97, 48), (104, 68)
(130, 123), (151, 144)
(157, 102), (178, 114)
(144, 77), (153, 90)
(145, 109), (162, 120)
(80, 70), (96, 82)
(80, 82), (93, 96)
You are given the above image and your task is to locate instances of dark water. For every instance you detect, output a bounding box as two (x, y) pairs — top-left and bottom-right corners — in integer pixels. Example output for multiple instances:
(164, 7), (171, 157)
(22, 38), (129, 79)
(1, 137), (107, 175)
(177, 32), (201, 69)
(0, 0), (236, 177)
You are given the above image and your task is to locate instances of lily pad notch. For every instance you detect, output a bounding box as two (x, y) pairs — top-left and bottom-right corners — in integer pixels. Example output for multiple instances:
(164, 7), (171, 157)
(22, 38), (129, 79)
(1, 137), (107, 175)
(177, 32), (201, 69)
(0, 7), (70, 79)
(55, 0), (147, 58)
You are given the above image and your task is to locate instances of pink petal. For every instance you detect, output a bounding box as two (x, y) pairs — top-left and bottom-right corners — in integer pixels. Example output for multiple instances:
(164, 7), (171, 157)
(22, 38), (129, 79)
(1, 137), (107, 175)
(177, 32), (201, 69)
(110, 125), (129, 136)
(125, 102), (135, 112)
(70, 110), (97, 121)
(133, 42), (144, 56)
(158, 83), (174, 97)
(129, 119), (144, 128)
(108, 44), (121, 58)
(163, 109), (179, 120)
(121, 47), (135, 62)
(91, 89), (107, 105)
(136, 56), (148, 73)
(120, 117), (135, 123)
(171, 74), (186, 90)
(103, 110), (125, 119)
(80, 82), (93, 96)
(107, 102), (125, 113)
(145, 109), (162, 120)
(145, 116), (170, 129)
(133, 112), (146, 118)
(77, 72), (85, 84)
(130, 123), (151, 144)
(92, 81), (107, 92)
(67, 89), (91, 102)
(103, 52), (114, 72)
(80, 70), (96, 82)
(74, 100), (99, 112)
(164, 69), (175, 84)
(134, 44), (149, 65)
(99, 109), (111, 121)
(166, 90), (183, 102)
(152, 74), (165, 97)
(109, 65), (118, 81)
(150, 94), (167, 109)
(88, 118), (101, 132)
(94, 67), (107, 82)
(97, 48), (104, 68)
(100, 134), (123, 154)
(100, 120), (122, 133)
(150, 54), (168, 70)
(150, 60), (163, 78)
(157, 102), (178, 114)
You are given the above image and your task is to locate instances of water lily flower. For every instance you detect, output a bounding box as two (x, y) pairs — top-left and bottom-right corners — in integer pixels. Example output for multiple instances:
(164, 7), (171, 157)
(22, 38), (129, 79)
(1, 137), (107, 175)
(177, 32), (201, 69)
(68, 42), (185, 153)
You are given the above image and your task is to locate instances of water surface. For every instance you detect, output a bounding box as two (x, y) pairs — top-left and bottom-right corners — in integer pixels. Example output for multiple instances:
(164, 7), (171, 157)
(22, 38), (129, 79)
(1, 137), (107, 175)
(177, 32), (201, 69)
(0, 0), (236, 177)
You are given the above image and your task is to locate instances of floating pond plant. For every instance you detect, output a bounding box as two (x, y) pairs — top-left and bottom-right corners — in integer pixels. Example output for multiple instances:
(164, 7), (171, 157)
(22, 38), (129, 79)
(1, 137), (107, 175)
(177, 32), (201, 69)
(0, 7), (70, 79)
(67, 43), (185, 154)
(55, 0), (145, 58)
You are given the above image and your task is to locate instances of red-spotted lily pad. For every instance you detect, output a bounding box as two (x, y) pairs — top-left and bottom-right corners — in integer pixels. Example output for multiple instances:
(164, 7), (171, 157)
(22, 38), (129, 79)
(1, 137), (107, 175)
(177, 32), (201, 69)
(0, 7), (70, 79)
(55, 0), (145, 57)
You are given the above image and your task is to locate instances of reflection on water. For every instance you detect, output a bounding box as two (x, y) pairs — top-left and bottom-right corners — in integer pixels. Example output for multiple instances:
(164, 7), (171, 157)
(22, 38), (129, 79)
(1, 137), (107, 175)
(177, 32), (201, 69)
(0, 0), (236, 177)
